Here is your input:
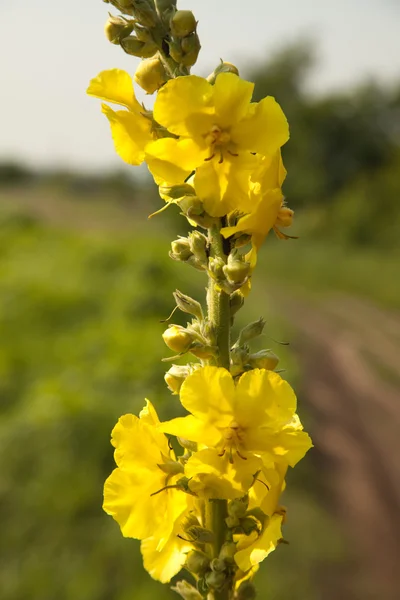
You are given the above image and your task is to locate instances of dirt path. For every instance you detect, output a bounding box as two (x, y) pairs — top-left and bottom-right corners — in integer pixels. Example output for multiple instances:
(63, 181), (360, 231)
(271, 292), (400, 600)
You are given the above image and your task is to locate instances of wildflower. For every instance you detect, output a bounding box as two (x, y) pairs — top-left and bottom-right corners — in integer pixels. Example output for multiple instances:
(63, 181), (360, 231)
(145, 73), (289, 215)
(103, 400), (189, 544)
(87, 69), (153, 165)
(159, 366), (312, 468)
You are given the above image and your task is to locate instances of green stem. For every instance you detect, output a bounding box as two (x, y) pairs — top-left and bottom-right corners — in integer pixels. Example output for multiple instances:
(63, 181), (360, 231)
(206, 222), (231, 600)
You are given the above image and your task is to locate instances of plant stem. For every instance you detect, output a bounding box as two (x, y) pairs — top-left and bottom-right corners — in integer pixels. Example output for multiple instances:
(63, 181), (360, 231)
(206, 221), (231, 600)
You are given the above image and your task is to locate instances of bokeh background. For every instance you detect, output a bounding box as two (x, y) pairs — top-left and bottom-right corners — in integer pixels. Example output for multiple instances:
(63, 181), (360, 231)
(1, 1), (400, 599)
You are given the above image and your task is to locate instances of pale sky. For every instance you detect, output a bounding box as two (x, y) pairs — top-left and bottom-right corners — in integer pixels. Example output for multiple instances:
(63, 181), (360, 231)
(1, 0), (399, 170)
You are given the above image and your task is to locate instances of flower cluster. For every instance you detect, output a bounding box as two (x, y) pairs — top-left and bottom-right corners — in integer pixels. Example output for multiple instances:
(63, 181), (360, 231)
(89, 1), (311, 598)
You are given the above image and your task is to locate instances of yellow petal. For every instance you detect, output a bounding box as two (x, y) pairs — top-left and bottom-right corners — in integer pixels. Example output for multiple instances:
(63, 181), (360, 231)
(180, 366), (235, 429)
(145, 137), (206, 185)
(139, 399), (160, 427)
(87, 69), (142, 112)
(213, 73), (254, 129)
(234, 513), (283, 571)
(101, 104), (152, 165)
(271, 429), (313, 467)
(154, 75), (215, 137)
(159, 415), (221, 447)
(232, 97), (289, 155)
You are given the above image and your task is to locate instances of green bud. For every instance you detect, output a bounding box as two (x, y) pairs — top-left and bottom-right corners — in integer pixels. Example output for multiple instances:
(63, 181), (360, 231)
(162, 325), (193, 353)
(177, 437), (197, 452)
(155, 0), (177, 23)
(248, 349), (279, 371)
(185, 550), (210, 576)
(225, 515), (240, 528)
(246, 508), (269, 527)
(223, 253), (251, 285)
(131, 0), (158, 27)
(120, 36), (147, 56)
(207, 60), (240, 84)
(104, 15), (134, 44)
(189, 344), (218, 359)
(160, 183), (195, 200)
(208, 256), (225, 280)
(171, 581), (203, 600)
(134, 56), (167, 94)
(210, 558), (226, 573)
(132, 22), (153, 42)
(236, 581), (257, 600)
(230, 346), (248, 377)
(173, 290), (203, 320)
(171, 10), (197, 37)
(205, 569), (226, 591)
(230, 290), (245, 316)
(235, 317), (266, 347)
(186, 526), (215, 544)
(157, 458), (184, 476)
(240, 516), (260, 535)
(219, 542), (237, 564)
(164, 364), (190, 394)
(170, 237), (193, 261)
(168, 37), (184, 63)
(228, 496), (249, 519)
(188, 231), (208, 263)
(180, 32), (201, 67)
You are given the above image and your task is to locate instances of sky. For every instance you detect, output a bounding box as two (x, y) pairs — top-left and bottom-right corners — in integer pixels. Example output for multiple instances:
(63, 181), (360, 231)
(1, 0), (399, 171)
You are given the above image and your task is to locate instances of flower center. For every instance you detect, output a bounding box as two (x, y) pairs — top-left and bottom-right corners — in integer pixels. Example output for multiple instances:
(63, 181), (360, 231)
(219, 420), (247, 462)
(204, 125), (237, 163)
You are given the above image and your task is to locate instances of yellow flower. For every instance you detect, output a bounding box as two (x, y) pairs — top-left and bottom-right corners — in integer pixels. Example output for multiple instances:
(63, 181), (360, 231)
(159, 367), (312, 468)
(145, 73), (289, 216)
(221, 151), (287, 250)
(87, 69), (153, 165)
(103, 400), (189, 545)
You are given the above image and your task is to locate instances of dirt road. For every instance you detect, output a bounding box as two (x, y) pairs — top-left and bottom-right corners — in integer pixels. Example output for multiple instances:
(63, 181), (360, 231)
(272, 292), (400, 600)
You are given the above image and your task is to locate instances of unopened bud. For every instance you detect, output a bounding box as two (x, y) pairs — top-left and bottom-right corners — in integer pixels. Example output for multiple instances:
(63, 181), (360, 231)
(168, 37), (184, 63)
(180, 32), (201, 67)
(236, 317), (266, 346)
(230, 291), (244, 316)
(162, 325), (193, 353)
(157, 458), (184, 476)
(225, 515), (240, 528)
(104, 15), (134, 44)
(130, 0), (157, 27)
(205, 570), (226, 590)
(171, 10), (197, 37)
(189, 344), (218, 359)
(165, 364), (190, 394)
(132, 22), (153, 42)
(160, 183), (196, 200)
(120, 36), (146, 56)
(240, 516), (260, 535)
(173, 290), (203, 320)
(207, 61), (240, 85)
(177, 195), (203, 215)
(223, 254), (250, 285)
(170, 237), (193, 261)
(236, 581), (257, 600)
(219, 542), (236, 563)
(228, 496), (249, 519)
(208, 256), (225, 281)
(185, 550), (210, 576)
(210, 558), (226, 573)
(276, 206), (294, 228)
(248, 349), (279, 371)
(134, 56), (168, 94)
(155, 0), (177, 23)
(171, 581), (203, 600)
(188, 231), (208, 263)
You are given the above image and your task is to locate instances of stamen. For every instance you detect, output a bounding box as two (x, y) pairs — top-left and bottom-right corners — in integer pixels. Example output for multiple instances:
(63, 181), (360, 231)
(218, 448), (226, 457)
(218, 151), (224, 164)
(204, 153), (215, 162)
(236, 450), (248, 461)
(228, 150), (239, 157)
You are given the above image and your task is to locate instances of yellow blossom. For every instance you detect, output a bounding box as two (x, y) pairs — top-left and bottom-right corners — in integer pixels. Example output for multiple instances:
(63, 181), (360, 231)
(145, 73), (289, 216)
(87, 69), (153, 165)
(103, 400), (189, 545)
(159, 367), (312, 469)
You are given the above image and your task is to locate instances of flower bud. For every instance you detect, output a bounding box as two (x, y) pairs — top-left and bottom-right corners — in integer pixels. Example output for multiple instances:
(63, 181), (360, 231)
(104, 15), (134, 44)
(230, 290), (244, 316)
(236, 317), (266, 346)
(132, 22), (153, 42)
(173, 290), (203, 320)
(205, 570), (226, 591)
(160, 183), (196, 200)
(230, 346), (248, 377)
(185, 550), (210, 576)
(210, 558), (226, 573)
(157, 458), (184, 475)
(248, 349), (279, 371)
(236, 581), (257, 600)
(208, 256), (225, 281)
(228, 496), (249, 519)
(223, 254), (250, 285)
(276, 206), (294, 228)
(189, 344), (218, 359)
(180, 32), (201, 66)
(219, 542), (236, 564)
(162, 325), (193, 353)
(170, 237), (193, 261)
(240, 516), (260, 535)
(131, 0), (158, 27)
(155, 0), (177, 23)
(164, 364), (190, 394)
(225, 515), (240, 528)
(168, 37), (183, 63)
(186, 526), (215, 544)
(134, 56), (168, 94)
(171, 581), (203, 600)
(207, 61), (240, 84)
(120, 36), (146, 56)
(188, 231), (208, 264)
(171, 10), (197, 37)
